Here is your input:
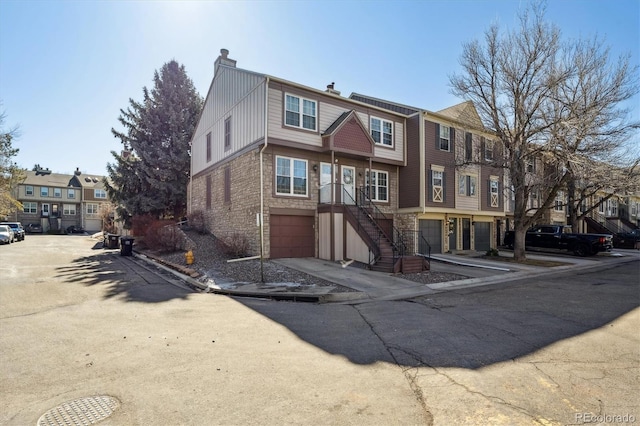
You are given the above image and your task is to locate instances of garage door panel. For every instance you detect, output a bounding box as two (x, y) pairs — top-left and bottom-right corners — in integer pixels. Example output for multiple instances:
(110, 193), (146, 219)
(270, 215), (314, 258)
(419, 219), (442, 254)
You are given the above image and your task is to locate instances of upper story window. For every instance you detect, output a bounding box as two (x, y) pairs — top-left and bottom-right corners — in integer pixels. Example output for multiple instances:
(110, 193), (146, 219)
(554, 191), (565, 212)
(25, 185), (34, 196)
(485, 140), (494, 162)
(285, 94), (316, 131)
(439, 125), (450, 151)
(465, 133), (473, 161)
(526, 157), (536, 173)
(490, 179), (500, 207)
(53, 188), (62, 198)
(370, 117), (393, 146)
(68, 188), (75, 199)
(458, 175), (476, 196)
(94, 189), (107, 199)
(224, 117), (231, 151)
(432, 169), (444, 202)
(276, 156), (308, 196)
(365, 170), (389, 202)
(206, 132), (212, 162)
(41, 187), (49, 197)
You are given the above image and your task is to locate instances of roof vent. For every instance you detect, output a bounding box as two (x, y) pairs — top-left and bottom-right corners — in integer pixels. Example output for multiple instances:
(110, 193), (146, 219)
(92, 177), (98, 183)
(74, 167), (81, 176)
(85, 177), (91, 182)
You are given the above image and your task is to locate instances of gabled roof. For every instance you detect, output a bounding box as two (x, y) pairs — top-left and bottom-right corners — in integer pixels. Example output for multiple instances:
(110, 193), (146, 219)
(321, 110), (374, 156)
(436, 101), (484, 129)
(22, 170), (106, 188)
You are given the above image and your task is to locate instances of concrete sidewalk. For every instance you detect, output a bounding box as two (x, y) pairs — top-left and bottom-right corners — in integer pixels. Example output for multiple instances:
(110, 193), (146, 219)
(135, 248), (637, 303)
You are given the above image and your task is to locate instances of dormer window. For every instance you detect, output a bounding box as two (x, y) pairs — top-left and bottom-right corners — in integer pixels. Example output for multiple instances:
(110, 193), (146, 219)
(285, 94), (316, 131)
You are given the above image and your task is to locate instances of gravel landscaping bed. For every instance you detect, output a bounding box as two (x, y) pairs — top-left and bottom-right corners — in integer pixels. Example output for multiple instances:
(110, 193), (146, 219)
(144, 230), (468, 292)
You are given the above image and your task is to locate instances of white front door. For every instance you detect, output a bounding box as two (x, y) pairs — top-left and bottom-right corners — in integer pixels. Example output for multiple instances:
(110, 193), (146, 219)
(342, 166), (356, 205)
(42, 203), (50, 216)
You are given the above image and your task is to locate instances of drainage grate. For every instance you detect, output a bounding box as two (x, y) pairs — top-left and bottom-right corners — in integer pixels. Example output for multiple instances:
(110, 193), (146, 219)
(37, 395), (119, 426)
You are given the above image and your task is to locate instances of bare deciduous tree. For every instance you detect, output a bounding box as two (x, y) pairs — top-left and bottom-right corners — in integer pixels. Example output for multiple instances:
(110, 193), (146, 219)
(450, 2), (639, 261)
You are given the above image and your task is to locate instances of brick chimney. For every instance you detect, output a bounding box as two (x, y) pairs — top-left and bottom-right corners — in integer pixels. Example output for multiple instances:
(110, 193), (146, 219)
(214, 48), (237, 74)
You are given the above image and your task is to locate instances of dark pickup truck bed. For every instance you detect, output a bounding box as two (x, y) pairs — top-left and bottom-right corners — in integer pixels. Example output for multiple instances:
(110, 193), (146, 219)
(504, 225), (613, 256)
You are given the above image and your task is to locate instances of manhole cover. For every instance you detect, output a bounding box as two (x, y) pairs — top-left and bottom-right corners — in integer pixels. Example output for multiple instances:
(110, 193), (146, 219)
(37, 395), (119, 426)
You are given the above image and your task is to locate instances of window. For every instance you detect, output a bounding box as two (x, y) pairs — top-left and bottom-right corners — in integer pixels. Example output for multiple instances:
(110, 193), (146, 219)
(41, 187), (49, 197)
(94, 189), (107, 199)
(206, 132), (211, 162)
(632, 202), (637, 216)
(23, 202), (37, 213)
(224, 118), (231, 150)
(465, 133), (473, 161)
(439, 125), (450, 151)
(276, 156), (307, 196)
(611, 199), (618, 216)
(86, 203), (99, 215)
(555, 191), (565, 212)
(370, 117), (393, 146)
(206, 175), (212, 209)
(490, 180), (499, 207)
(526, 158), (536, 173)
(598, 197), (605, 213)
(485, 140), (494, 162)
(458, 175), (476, 196)
(285, 94), (316, 131)
(53, 188), (62, 198)
(25, 185), (34, 196)
(63, 204), (76, 215)
(432, 170), (443, 202)
(224, 167), (231, 203)
(68, 188), (75, 199)
(365, 170), (389, 202)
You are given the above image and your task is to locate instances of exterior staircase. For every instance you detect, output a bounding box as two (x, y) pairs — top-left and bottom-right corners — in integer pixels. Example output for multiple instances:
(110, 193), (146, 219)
(343, 188), (430, 273)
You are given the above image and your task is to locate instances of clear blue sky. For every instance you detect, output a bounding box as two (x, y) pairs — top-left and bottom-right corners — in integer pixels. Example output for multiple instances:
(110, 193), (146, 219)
(1, 0), (638, 176)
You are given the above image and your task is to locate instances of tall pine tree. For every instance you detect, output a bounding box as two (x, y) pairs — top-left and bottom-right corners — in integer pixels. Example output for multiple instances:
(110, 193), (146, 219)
(106, 60), (202, 221)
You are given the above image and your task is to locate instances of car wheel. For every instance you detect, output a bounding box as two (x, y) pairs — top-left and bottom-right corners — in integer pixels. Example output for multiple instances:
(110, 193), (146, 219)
(574, 244), (590, 257)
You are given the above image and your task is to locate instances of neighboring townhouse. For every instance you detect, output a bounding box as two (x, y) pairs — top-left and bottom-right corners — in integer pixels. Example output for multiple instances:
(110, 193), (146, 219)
(189, 49), (427, 272)
(351, 95), (507, 254)
(14, 168), (110, 233)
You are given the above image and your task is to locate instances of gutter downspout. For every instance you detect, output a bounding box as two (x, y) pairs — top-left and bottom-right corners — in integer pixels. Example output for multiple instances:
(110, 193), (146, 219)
(420, 110), (426, 214)
(259, 76), (270, 282)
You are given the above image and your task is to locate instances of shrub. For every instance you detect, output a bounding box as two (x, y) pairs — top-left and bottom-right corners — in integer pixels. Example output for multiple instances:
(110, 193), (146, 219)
(486, 248), (500, 257)
(218, 232), (251, 258)
(143, 220), (192, 252)
(131, 214), (155, 238)
(187, 210), (208, 234)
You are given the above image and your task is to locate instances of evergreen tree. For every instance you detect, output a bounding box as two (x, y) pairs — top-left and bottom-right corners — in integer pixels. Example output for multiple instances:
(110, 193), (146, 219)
(0, 108), (25, 219)
(106, 60), (202, 220)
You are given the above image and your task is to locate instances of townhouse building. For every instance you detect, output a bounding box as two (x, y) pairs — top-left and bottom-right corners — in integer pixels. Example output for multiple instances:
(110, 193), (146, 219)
(14, 168), (110, 233)
(188, 49), (510, 271)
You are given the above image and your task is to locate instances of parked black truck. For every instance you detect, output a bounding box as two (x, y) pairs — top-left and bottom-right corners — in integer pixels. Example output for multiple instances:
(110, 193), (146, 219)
(503, 225), (613, 257)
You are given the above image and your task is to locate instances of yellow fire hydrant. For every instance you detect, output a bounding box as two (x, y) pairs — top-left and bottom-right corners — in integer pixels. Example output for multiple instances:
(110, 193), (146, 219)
(185, 250), (194, 265)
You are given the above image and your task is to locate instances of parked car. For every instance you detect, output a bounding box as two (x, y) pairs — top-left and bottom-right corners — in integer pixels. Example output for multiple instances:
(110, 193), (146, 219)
(66, 225), (85, 234)
(613, 229), (640, 249)
(0, 224), (14, 244)
(25, 223), (43, 234)
(0, 222), (25, 241)
(503, 225), (613, 256)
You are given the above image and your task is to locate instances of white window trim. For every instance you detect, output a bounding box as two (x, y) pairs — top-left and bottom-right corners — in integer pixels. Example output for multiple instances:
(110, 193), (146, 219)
(432, 169), (444, 203)
(63, 204), (76, 215)
(284, 93), (317, 131)
(53, 188), (62, 198)
(86, 203), (99, 215)
(67, 188), (75, 199)
(439, 125), (450, 151)
(94, 189), (107, 199)
(23, 202), (37, 213)
(458, 175), (477, 197)
(275, 156), (308, 197)
(365, 169), (389, 202)
(25, 185), (33, 196)
(485, 140), (494, 161)
(370, 117), (394, 147)
(41, 187), (49, 197)
(490, 179), (499, 207)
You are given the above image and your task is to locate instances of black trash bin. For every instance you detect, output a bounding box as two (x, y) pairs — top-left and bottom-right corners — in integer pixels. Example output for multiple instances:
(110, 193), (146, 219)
(120, 236), (134, 256)
(107, 234), (120, 249)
